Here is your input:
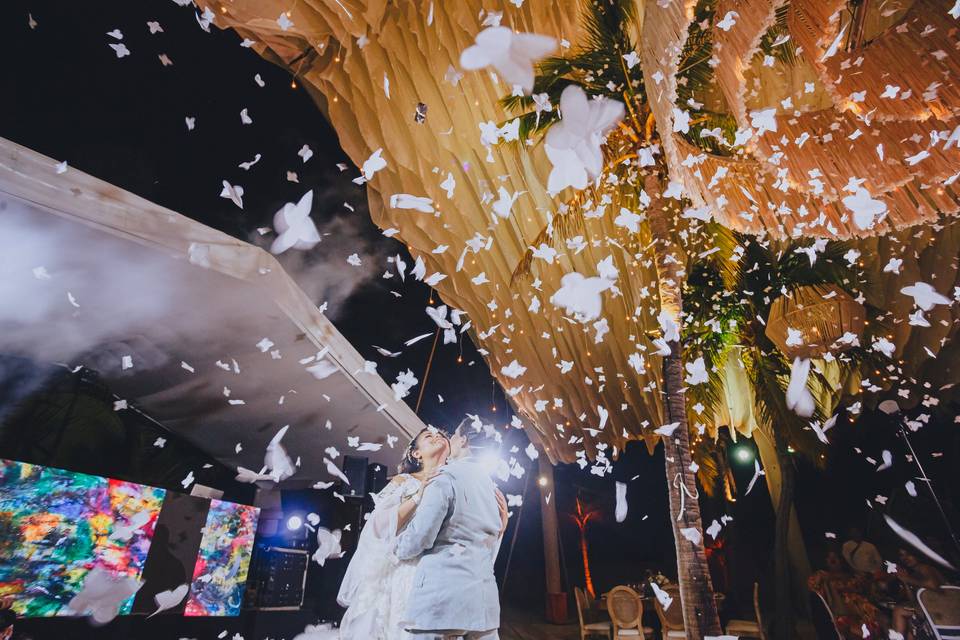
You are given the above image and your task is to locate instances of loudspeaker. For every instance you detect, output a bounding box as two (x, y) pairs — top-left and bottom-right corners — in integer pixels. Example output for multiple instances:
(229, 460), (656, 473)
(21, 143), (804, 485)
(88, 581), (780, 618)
(341, 455), (368, 498)
(251, 546), (309, 609)
(366, 462), (388, 496)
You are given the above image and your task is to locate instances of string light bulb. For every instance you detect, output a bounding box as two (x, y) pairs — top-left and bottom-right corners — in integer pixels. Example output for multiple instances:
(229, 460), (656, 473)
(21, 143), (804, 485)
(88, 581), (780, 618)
(290, 79), (297, 89)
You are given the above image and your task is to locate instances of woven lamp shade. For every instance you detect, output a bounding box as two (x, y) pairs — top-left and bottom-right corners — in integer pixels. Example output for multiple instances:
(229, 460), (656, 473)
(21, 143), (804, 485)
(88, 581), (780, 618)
(766, 285), (866, 359)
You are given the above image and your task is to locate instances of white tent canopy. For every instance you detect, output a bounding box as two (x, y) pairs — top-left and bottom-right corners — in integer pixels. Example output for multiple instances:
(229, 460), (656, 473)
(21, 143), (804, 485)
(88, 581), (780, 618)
(0, 136), (425, 487)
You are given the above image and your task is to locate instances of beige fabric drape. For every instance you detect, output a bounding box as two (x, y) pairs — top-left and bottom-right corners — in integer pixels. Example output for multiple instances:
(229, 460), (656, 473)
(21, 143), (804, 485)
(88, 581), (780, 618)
(201, 0), (960, 462)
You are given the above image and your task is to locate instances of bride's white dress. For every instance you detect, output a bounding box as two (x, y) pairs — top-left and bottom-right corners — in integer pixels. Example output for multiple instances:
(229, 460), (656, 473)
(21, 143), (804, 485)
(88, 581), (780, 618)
(337, 474), (422, 640)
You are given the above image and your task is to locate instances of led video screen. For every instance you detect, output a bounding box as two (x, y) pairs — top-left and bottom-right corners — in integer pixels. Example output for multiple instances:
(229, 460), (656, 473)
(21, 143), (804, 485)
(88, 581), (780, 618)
(184, 498), (258, 616)
(0, 459), (164, 617)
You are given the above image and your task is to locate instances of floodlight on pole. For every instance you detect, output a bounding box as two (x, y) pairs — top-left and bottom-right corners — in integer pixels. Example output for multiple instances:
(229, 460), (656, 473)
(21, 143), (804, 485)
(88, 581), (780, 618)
(732, 445), (754, 464)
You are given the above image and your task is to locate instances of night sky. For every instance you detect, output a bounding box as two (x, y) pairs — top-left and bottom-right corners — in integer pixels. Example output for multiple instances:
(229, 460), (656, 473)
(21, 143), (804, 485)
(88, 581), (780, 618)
(3, 0), (959, 609)
(0, 0), (510, 435)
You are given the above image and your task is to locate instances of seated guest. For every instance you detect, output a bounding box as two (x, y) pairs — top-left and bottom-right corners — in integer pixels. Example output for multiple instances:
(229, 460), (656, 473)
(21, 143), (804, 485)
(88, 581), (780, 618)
(891, 548), (946, 640)
(842, 528), (883, 575)
(809, 549), (885, 639)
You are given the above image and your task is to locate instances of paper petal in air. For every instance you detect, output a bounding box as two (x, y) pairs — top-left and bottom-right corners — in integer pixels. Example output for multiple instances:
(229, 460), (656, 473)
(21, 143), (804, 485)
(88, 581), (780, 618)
(459, 26), (556, 93)
(271, 190), (320, 254)
(148, 584), (189, 618)
(615, 482), (628, 523)
(884, 514), (956, 570)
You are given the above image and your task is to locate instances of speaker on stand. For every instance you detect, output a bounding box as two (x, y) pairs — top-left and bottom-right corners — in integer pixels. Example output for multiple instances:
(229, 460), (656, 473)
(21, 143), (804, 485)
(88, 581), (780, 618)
(366, 461), (388, 502)
(340, 455), (368, 499)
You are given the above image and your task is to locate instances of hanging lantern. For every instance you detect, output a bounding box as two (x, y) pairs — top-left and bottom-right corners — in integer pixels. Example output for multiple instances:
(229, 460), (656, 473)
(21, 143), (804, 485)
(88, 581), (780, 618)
(765, 284), (866, 359)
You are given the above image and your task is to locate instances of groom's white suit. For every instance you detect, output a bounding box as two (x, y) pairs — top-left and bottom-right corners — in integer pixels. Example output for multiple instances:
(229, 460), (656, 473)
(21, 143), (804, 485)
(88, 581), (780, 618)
(395, 456), (501, 640)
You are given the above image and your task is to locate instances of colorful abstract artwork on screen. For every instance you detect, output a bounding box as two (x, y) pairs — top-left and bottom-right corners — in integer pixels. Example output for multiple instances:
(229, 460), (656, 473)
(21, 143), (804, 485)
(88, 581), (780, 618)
(184, 498), (258, 616)
(0, 459), (164, 617)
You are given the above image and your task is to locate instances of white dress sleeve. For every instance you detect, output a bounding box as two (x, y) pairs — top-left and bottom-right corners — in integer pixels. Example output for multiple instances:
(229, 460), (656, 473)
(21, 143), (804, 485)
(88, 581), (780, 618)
(336, 475), (418, 608)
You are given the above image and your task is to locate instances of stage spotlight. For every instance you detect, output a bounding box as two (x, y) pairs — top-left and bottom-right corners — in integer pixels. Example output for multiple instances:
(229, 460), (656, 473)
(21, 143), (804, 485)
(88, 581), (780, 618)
(286, 515), (303, 531)
(479, 451), (501, 474)
(732, 446), (754, 464)
(538, 476), (549, 487)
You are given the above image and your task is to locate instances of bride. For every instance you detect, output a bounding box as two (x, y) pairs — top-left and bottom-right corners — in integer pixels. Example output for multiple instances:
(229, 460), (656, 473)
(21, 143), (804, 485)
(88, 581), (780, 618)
(336, 427), (450, 639)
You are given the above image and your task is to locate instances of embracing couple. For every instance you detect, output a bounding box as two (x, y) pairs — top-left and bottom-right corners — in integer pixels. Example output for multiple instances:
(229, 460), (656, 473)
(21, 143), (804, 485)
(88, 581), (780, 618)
(337, 418), (508, 640)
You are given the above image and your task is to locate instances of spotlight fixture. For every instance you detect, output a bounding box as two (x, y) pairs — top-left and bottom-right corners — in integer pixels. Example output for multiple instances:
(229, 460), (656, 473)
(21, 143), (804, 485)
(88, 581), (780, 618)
(286, 515), (303, 531)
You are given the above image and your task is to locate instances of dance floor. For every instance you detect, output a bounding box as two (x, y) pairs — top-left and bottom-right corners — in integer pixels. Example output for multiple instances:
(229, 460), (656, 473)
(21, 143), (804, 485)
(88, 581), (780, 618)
(500, 607), (579, 640)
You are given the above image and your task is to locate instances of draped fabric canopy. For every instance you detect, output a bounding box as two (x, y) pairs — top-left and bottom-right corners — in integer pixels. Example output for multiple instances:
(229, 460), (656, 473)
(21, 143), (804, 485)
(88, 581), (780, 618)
(201, 0), (960, 463)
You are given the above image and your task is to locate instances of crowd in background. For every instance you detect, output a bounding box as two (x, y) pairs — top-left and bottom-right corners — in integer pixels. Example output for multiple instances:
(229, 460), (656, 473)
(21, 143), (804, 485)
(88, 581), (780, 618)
(808, 528), (951, 639)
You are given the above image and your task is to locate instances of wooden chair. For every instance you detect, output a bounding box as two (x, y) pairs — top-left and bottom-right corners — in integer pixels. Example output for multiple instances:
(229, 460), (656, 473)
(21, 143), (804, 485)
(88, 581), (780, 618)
(808, 589), (843, 640)
(651, 585), (686, 639)
(916, 586), (960, 640)
(575, 586), (612, 640)
(725, 581), (766, 639)
(606, 586), (654, 638)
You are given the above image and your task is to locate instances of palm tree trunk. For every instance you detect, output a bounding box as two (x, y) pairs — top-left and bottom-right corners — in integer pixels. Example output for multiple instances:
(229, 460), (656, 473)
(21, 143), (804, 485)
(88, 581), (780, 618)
(579, 525), (596, 599)
(772, 422), (798, 639)
(646, 175), (722, 639)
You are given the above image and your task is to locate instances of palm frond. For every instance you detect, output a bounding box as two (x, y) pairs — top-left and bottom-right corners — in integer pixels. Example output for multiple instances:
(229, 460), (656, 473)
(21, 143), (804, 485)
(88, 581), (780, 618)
(757, 2), (797, 66)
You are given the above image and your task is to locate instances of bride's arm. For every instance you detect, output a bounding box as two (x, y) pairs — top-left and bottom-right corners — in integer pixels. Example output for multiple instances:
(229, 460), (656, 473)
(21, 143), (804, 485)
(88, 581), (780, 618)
(396, 491), (421, 530)
(492, 488), (509, 560)
(396, 470), (442, 530)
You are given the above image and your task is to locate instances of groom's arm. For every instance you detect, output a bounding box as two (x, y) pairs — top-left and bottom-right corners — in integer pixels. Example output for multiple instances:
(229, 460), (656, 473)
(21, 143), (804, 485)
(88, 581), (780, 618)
(395, 474), (454, 561)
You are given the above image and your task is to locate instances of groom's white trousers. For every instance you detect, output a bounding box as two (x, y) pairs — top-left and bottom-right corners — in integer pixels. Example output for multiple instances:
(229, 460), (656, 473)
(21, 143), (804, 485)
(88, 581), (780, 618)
(407, 629), (499, 640)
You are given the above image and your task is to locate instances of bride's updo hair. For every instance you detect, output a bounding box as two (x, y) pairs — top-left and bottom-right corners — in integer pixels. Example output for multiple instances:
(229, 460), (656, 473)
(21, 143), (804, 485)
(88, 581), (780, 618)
(398, 428), (432, 474)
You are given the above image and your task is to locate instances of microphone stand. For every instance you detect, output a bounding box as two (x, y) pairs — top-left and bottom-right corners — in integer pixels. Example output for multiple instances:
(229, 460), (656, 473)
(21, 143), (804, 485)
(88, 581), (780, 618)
(895, 419), (960, 559)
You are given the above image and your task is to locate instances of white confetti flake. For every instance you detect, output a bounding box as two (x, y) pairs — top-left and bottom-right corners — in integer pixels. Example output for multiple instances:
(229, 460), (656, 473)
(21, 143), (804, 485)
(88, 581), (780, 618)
(391, 369), (418, 400)
(786, 357), (814, 417)
(357, 148), (386, 183)
(615, 482), (628, 523)
(544, 86), (624, 193)
(900, 282), (951, 311)
(550, 272), (613, 322)
(716, 10), (738, 30)
(749, 108), (777, 135)
(109, 42), (131, 58)
(843, 187), (887, 230)
(684, 357), (708, 385)
(271, 190), (319, 254)
(390, 193), (435, 213)
(680, 527), (702, 545)
(459, 26), (556, 94)
(219, 181), (244, 209)
(501, 360), (527, 379)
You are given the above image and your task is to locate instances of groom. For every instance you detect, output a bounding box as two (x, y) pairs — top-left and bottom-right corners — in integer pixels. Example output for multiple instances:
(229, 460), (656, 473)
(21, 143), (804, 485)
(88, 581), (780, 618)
(395, 417), (502, 640)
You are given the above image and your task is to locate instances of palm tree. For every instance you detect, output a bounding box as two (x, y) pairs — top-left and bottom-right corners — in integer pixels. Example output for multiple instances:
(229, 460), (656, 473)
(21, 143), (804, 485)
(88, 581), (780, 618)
(569, 494), (601, 599)
(502, 1), (745, 635)
(683, 229), (887, 638)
